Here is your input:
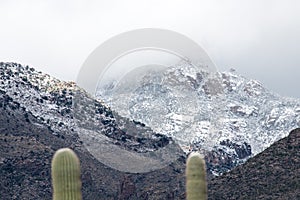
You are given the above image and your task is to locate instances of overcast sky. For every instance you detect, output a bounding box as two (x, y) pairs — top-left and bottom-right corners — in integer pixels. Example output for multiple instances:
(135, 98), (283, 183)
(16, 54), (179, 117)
(0, 0), (299, 98)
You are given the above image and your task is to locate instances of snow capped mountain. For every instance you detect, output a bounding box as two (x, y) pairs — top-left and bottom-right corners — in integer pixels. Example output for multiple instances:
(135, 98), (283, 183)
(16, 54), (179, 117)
(96, 61), (300, 175)
(0, 62), (182, 173)
(1, 62), (299, 175)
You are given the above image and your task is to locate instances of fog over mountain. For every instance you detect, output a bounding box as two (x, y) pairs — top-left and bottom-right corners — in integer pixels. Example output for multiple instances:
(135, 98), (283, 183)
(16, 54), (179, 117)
(0, 1), (300, 97)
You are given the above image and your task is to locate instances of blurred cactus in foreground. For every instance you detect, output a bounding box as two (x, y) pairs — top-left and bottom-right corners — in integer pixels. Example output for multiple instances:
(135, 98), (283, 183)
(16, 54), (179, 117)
(51, 148), (82, 200)
(186, 152), (207, 200)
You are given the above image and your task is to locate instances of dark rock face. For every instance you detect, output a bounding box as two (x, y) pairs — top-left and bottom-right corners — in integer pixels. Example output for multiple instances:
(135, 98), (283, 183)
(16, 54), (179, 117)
(192, 140), (252, 176)
(219, 139), (251, 159)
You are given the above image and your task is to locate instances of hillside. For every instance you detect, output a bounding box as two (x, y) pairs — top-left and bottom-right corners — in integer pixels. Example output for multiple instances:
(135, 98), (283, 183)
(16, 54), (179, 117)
(1, 107), (298, 199)
(209, 128), (300, 199)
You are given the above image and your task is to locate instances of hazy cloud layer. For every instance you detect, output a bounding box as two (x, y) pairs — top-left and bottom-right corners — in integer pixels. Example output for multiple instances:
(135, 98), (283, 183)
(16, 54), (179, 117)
(0, 0), (299, 98)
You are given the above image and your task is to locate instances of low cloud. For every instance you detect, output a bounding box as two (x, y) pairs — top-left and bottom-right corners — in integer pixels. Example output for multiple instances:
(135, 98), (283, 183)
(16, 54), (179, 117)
(0, 0), (299, 97)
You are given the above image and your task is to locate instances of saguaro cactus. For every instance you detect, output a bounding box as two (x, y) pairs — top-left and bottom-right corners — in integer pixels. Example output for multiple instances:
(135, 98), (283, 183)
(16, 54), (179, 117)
(51, 148), (82, 200)
(186, 152), (207, 200)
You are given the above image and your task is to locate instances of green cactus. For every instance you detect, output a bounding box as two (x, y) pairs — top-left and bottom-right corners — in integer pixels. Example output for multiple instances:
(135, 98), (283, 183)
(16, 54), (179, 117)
(51, 148), (82, 200)
(186, 152), (207, 200)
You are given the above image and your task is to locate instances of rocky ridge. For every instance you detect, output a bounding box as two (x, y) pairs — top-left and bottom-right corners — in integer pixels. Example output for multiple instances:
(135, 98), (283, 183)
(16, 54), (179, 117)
(97, 62), (300, 175)
(0, 62), (299, 199)
(0, 62), (258, 175)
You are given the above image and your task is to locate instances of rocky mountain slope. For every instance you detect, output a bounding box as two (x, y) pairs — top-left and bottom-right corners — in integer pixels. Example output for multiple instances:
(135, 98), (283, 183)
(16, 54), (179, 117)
(0, 96), (186, 199)
(209, 128), (300, 200)
(0, 62), (299, 199)
(0, 62), (186, 199)
(0, 62), (263, 175)
(97, 61), (300, 175)
(1, 102), (298, 199)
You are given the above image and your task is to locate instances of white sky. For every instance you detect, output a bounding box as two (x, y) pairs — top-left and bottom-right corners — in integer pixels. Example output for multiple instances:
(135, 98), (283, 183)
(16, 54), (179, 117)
(0, 0), (299, 98)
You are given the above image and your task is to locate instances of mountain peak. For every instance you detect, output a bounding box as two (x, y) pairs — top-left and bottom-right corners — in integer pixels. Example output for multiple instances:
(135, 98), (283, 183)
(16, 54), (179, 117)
(0, 62), (299, 199)
(1, 62), (299, 175)
(96, 61), (300, 175)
